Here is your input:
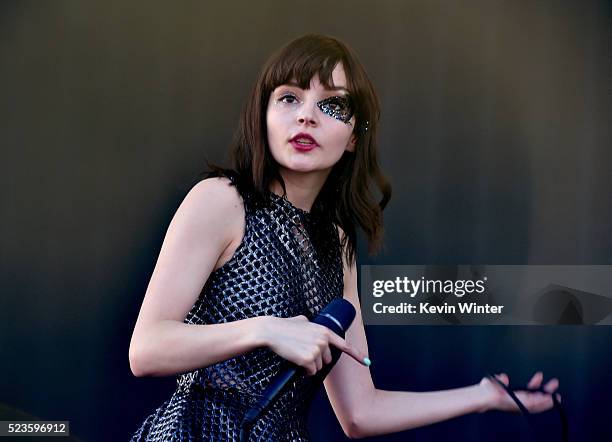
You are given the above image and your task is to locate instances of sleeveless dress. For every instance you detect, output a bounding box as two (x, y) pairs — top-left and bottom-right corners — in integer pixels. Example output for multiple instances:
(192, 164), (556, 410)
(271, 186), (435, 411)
(130, 176), (344, 441)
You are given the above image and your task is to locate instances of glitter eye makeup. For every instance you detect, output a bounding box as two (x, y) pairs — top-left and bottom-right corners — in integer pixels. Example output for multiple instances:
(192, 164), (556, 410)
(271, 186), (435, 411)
(272, 86), (355, 125)
(317, 95), (354, 125)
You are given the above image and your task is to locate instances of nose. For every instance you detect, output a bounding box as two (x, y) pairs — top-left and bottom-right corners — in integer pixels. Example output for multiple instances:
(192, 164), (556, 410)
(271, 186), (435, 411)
(296, 101), (318, 126)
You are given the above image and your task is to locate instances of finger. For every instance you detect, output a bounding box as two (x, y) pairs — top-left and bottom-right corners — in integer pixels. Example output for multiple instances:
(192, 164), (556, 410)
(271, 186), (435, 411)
(530, 392), (555, 412)
(495, 373), (509, 386)
(332, 334), (369, 366)
(314, 354), (323, 373)
(328, 333), (369, 366)
(294, 315), (309, 322)
(543, 378), (559, 393)
(516, 391), (553, 413)
(527, 371), (543, 389)
(322, 346), (333, 365)
(305, 362), (317, 376)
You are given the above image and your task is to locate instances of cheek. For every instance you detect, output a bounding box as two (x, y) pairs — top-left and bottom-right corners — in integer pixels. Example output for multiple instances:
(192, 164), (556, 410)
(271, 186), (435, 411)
(266, 108), (289, 142)
(266, 113), (292, 164)
(328, 125), (354, 148)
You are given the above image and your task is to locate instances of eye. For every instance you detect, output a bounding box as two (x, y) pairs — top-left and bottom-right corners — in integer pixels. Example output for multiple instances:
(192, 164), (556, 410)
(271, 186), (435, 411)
(317, 96), (354, 124)
(327, 99), (347, 111)
(278, 93), (299, 104)
(323, 96), (349, 112)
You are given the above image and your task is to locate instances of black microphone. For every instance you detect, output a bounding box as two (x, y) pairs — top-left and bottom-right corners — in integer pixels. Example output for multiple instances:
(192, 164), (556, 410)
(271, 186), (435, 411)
(239, 298), (356, 440)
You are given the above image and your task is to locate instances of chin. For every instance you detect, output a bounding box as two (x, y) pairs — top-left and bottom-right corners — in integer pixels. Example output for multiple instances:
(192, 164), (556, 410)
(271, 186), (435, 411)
(279, 160), (327, 174)
(284, 164), (318, 174)
(275, 154), (336, 175)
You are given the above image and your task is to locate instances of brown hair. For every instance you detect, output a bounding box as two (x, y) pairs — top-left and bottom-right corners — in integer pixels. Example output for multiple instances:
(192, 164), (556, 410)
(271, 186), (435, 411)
(209, 33), (391, 265)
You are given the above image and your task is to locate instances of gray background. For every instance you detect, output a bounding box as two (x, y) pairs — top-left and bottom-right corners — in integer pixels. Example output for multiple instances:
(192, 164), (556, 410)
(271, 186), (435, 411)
(1, 1), (611, 440)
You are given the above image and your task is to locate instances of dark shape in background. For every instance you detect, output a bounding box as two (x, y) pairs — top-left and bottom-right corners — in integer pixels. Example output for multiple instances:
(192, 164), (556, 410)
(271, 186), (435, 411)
(1, 1), (611, 441)
(533, 284), (612, 325)
(535, 287), (585, 325)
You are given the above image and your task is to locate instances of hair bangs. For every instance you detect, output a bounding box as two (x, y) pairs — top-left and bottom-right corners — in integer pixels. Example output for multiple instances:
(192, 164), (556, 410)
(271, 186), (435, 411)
(263, 35), (351, 96)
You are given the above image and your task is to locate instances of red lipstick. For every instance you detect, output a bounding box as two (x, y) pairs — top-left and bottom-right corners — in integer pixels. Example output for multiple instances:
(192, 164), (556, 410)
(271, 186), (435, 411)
(289, 133), (319, 151)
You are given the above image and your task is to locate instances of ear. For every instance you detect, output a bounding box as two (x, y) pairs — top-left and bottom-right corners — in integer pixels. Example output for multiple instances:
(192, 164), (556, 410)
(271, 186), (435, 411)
(346, 133), (356, 153)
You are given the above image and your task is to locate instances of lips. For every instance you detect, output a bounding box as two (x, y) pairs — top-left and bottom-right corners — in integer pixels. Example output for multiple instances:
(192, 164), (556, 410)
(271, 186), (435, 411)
(289, 132), (319, 151)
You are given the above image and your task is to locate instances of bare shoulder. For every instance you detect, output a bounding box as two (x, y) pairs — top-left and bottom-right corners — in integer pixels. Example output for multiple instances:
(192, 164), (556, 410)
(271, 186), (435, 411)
(169, 176), (245, 251)
(181, 177), (246, 270)
(185, 176), (244, 222)
(187, 176), (243, 212)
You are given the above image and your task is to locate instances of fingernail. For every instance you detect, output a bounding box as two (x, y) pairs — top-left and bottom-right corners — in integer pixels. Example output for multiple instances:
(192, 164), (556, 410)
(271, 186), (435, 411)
(363, 357), (372, 366)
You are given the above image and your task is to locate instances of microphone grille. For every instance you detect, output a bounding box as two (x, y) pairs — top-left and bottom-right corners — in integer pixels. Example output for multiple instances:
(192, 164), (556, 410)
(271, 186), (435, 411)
(319, 298), (356, 330)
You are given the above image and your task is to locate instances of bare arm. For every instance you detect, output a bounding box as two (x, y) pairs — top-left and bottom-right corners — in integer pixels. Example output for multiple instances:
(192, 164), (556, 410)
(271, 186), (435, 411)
(128, 177), (266, 377)
(324, 229), (559, 439)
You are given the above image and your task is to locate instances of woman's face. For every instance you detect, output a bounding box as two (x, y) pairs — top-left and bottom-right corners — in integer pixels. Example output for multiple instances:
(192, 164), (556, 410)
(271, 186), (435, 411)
(266, 63), (356, 177)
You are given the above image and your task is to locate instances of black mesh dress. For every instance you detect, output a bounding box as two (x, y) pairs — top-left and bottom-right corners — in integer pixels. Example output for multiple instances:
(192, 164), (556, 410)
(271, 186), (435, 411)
(130, 175), (344, 441)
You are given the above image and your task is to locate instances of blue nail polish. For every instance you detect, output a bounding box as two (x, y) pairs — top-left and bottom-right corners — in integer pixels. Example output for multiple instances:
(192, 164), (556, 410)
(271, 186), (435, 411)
(363, 357), (371, 366)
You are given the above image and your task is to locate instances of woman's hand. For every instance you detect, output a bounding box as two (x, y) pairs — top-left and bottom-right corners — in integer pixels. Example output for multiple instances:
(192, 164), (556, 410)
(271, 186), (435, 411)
(255, 315), (369, 376)
(478, 372), (560, 413)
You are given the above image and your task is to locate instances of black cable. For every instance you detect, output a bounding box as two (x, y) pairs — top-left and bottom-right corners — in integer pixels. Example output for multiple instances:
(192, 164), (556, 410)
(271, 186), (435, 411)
(486, 374), (568, 442)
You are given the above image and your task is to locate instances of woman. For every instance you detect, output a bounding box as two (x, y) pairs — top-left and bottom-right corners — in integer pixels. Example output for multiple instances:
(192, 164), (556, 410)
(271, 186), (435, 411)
(129, 34), (559, 440)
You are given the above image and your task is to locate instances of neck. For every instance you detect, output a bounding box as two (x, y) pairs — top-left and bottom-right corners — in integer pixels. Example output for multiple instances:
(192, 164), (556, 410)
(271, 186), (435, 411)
(269, 168), (331, 213)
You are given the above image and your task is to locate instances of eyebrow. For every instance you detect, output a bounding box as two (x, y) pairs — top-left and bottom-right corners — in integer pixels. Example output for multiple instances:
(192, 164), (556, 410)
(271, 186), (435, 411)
(283, 81), (349, 94)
